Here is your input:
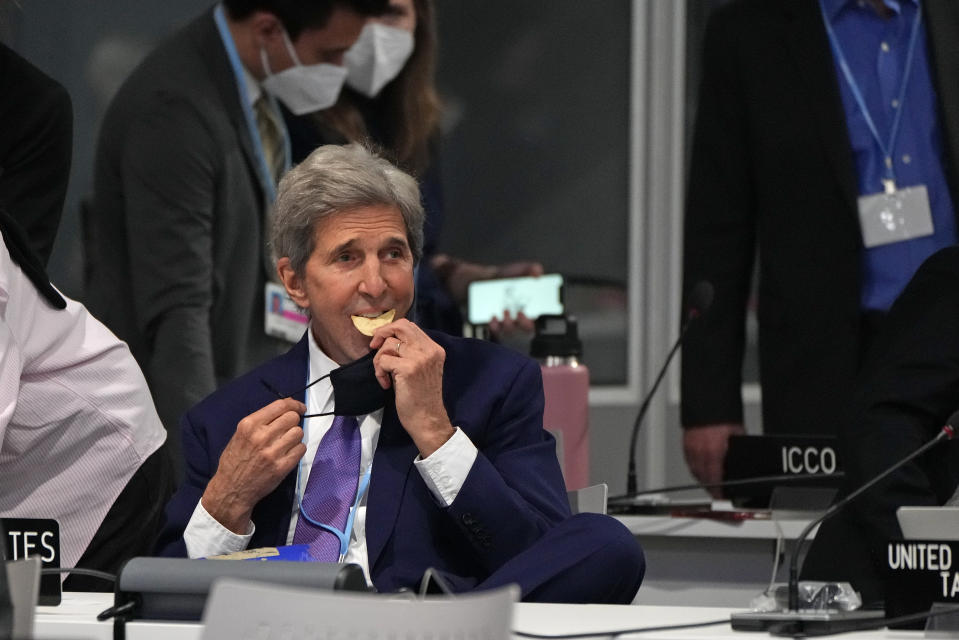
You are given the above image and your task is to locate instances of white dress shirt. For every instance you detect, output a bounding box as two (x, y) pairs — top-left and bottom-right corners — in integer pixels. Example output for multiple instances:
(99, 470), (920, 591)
(184, 329), (477, 583)
(0, 241), (166, 570)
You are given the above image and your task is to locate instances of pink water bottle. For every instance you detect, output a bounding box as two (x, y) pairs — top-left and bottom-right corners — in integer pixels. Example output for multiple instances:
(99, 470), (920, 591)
(531, 315), (589, 491)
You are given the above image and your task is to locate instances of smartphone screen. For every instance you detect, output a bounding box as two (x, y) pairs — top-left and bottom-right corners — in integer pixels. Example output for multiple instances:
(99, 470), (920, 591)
(467, 274), (564, 325)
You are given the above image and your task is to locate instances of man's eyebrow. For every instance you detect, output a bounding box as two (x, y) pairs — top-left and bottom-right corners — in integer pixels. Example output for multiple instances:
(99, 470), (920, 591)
(326, 236), (409, 257)
(384, 236), (410, 248)
(327, 239), (357, 257)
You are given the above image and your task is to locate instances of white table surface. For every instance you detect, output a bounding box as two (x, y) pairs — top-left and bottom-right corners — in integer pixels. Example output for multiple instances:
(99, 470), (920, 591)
(34, 592), (925, 640)
(36, 592), (201, 640)
(616, 512), (818, 539)
(33, 514), (827, 635)
(615, 512), (822, 607)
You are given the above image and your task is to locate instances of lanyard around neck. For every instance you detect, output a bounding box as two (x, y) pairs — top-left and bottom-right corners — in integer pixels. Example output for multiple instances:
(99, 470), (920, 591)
(296, 354), (370, 561)
(818, 0), (922, 189)
(295, 461), (372, 560)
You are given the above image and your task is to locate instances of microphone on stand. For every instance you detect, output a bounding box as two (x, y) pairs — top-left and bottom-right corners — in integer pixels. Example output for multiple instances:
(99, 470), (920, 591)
(610, 471), (844, 502)
(622, 281), (714, 497)
(731, 410), (959, 634)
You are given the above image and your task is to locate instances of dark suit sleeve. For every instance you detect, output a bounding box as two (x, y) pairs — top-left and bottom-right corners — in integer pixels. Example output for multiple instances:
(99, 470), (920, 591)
(446, 358), (571, 573)
(155, 410), (213, 556)
(844, 248), (959, 565)
(680, 7), (756, 427)
(119, 91), (220, 432)
(0, 44), (72, 266)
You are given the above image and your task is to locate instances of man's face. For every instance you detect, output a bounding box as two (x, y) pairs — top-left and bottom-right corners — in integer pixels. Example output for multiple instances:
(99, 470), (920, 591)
(282, 205), (415, 364)
(264, 7), (366, 70)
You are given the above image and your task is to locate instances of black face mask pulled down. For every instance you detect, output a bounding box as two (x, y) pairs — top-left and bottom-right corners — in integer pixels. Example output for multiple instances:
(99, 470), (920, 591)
(261, 351), (392, 417)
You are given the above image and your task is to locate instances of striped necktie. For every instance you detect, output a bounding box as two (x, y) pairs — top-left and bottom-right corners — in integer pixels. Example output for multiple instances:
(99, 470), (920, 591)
(253, 95), (284, 281)
(254, 95), (284, 184)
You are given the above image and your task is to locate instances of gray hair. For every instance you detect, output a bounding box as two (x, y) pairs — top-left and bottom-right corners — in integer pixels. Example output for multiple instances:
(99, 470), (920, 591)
(271, 143), (425, 277)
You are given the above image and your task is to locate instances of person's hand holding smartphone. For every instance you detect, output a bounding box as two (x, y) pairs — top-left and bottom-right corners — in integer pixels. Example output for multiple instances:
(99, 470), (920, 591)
(467, 274), (564, 326)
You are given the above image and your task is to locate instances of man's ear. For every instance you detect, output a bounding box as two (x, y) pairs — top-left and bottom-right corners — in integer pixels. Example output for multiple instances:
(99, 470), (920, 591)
(249, 10), (285, 45)
(277, 257), (309, 308)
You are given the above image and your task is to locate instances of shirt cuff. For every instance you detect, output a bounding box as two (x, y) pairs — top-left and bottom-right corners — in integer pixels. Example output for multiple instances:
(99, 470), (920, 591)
(183, 499), (255, 559)
(414, 427), (477, 507)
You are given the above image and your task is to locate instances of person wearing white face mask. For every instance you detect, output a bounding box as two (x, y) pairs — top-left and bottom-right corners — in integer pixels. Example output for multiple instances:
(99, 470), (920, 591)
(260, 26), (349, 115)
(284, 0), (545, 339)
(85, 0), (390, 480)
(343, 19), (415, 98)
(286, 0), (434, 181)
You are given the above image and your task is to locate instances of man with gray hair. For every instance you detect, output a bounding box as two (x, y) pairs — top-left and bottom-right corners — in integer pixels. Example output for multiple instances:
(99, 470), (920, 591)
(86, 0), (387, 478)
(156, 144), (644, 602)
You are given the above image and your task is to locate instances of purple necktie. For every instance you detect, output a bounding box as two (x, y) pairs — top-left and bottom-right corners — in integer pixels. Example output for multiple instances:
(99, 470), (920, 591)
(292, 414), (361, 561)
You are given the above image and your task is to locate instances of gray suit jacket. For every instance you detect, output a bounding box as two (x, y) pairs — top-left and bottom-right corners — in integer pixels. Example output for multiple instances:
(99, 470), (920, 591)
(86, 8), (287, 467)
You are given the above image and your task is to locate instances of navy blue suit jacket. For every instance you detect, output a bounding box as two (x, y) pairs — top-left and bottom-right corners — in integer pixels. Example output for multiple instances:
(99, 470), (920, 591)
(156, 331), (571, 593)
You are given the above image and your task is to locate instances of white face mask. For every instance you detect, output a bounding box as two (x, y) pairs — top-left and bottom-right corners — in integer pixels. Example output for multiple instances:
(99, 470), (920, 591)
(260, 29), (348, 115)
(344, 23), (415, 98)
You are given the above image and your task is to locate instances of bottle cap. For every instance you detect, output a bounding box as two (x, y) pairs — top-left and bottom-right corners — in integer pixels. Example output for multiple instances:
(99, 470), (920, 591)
(530, 314), (582, 359)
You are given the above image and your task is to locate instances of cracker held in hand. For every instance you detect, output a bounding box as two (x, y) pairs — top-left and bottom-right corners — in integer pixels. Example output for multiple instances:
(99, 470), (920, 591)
(351, 309), (396, 336)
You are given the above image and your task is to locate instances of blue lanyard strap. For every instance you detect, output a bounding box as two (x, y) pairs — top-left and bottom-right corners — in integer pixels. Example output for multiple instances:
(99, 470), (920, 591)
(212, 4), (290, 202)
(818, 0), (922, 186)
(297, 354), (370, 560)
(295, 462), (372, 559)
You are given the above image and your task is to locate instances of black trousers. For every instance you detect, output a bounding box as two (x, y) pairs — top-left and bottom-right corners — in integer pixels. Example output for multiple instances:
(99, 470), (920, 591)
(63, 443), (175, 591)
(800, 310), (890, 606)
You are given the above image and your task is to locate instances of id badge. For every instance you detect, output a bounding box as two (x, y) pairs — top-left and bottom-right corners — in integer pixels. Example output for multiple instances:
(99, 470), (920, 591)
(857, 184), (934, 248)
(264, 281), (308, 342)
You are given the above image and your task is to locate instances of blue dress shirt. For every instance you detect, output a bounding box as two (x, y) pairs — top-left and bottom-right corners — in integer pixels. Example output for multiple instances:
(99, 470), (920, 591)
(823, 0), (957, 311)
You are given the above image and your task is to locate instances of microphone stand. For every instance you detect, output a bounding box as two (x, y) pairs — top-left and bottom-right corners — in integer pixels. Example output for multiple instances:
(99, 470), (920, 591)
(730, 423), (955, 634)
(609, 471), (843, 504)
(624, 281), (712, 497)
(786, 425), (955, 613)
(625, 319), (694, 495)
